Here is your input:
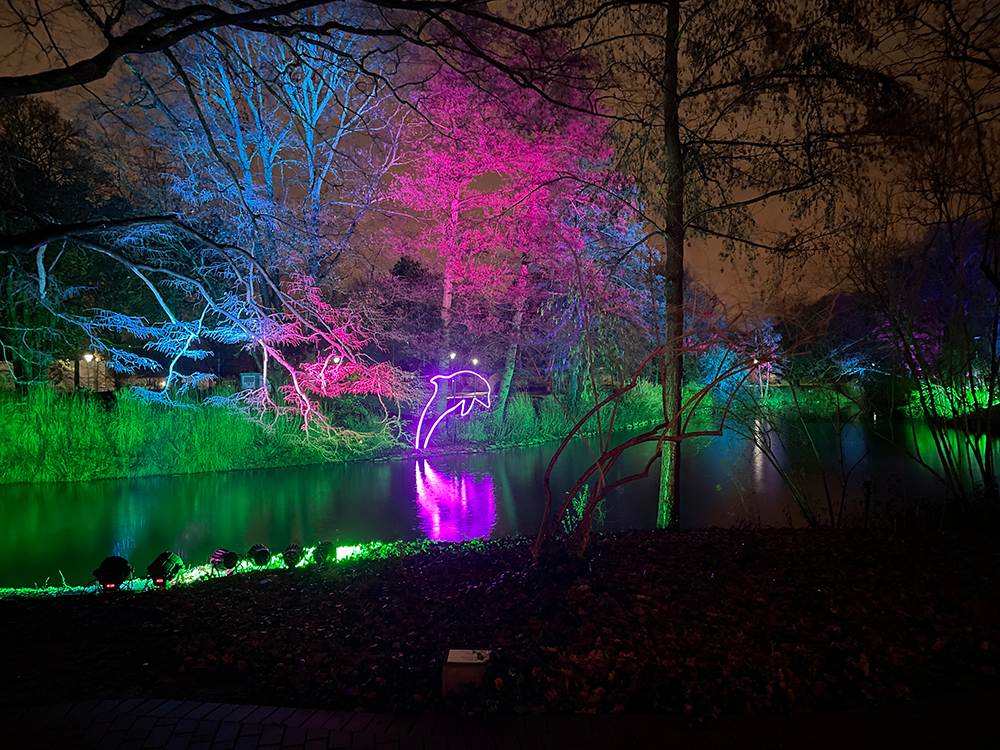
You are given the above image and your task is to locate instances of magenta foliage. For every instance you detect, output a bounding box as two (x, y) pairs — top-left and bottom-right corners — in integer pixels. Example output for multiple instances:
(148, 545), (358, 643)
(247, 275), (404, 433)
(391, 66), (615, 337)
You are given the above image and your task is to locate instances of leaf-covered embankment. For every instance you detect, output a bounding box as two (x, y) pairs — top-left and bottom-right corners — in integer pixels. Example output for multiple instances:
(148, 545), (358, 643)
(0, 529), (997, 720)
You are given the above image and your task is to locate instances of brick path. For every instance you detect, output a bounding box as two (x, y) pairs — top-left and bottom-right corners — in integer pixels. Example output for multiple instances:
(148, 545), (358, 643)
(1, 690), (998, 749)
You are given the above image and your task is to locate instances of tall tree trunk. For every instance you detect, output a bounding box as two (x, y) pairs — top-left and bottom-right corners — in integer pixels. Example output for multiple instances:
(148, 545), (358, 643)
(657, 0), (684, 529)
(494, 283), (527, 419)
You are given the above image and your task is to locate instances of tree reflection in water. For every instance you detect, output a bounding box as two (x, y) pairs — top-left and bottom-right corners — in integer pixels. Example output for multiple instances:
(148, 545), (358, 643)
(414, 460), (496, 542)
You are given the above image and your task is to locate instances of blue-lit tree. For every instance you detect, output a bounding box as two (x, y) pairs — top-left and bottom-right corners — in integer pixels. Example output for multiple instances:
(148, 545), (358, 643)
(0, 7), (416, 441)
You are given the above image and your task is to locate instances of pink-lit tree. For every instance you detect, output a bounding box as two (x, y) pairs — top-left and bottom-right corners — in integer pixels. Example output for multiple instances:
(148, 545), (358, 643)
(391, 64), (612, 419)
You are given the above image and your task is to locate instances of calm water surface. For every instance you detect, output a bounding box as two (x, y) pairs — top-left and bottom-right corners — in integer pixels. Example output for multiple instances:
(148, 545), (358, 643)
(0, 422), (972, 587)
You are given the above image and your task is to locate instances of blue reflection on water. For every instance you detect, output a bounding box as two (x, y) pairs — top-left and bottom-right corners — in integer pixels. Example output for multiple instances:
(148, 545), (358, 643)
(413, 460), (496, 542)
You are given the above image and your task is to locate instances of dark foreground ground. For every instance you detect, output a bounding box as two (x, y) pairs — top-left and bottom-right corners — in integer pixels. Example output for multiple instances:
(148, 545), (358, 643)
(1, 529), (998, 722)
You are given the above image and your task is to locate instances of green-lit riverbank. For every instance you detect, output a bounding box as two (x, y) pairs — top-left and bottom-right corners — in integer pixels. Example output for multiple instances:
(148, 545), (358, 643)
(0, 384), (677, 484)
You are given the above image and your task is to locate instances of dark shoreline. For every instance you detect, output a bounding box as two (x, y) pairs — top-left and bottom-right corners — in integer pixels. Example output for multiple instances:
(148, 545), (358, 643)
(1, 528), (997, 721)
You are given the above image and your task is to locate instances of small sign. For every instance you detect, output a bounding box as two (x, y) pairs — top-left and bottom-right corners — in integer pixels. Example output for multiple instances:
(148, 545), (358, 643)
(240, 372), (263, 390)
(442, 649), (491, 695)
(447, 649), (490, 664)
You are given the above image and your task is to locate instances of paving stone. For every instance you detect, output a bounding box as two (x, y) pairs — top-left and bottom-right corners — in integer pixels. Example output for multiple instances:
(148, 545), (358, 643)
(351, 731), (378, 749)
(184, 704), (225, 721)
(83, 721), (112, 743)
(264, 708), (299, 726)
(365, 714), (396, 735)
(215, 722), (242, 742)
(513, 736), (548, 750)
(342, 713), (377, 733)
(95, 730), (127, 749)
(301, 712), (334, 730)
(326, 730), (354, 748)
(191, 721), (221, 742)
(204, 705), (247, 723)
(244, 707), (281, 725)
(172, 719), (199, 734)
(284, 709), (317, 728)
(129, 700), (167, 717)
(165, 734), (193, 750)
(492, 736), (520, 750)
(452, 718), (480, 736)
(164, 702), (209, 720)
(111, 699), (148, 717)
(475, 716), (507, 736)
(398, 736), (425, 750)
(678, 730), (714, 746)
(320, 712), (357, 731)
(126, 716), (159, 738)
(517, 717), (547, 736)
(226, 706), (263, 724)
(148, 700), (186, 718)
(282, 725), (308, 746)
(260, 724), (286, 745)
(383, 716), (418, 736)
(144, 724), (176, 747)
(467, 736), (496, 750)
(406, 718), (438, 736)
(94, 699), (124, 715)
(234, 736), (260, 750)
(630, 732), (668, 750)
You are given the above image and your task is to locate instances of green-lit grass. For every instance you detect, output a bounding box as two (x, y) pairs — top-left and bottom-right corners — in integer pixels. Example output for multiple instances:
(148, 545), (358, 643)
(0, 539), (484, 600)
(905, 383), (999, 420)
(0, 389), (374, 484)
(455, 380), (669, 450)
(0, 381), (859, 486)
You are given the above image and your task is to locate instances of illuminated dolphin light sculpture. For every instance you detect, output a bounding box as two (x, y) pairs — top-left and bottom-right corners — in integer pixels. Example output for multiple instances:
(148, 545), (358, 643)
(414, 370), (492, 450)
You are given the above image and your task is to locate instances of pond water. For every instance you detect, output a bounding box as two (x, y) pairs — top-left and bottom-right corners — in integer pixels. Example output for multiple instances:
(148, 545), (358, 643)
(0, 421), (978, 588)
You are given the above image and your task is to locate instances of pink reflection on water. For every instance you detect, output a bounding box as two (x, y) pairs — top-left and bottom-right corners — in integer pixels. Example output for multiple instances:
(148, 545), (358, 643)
(414, 460), (496, 542)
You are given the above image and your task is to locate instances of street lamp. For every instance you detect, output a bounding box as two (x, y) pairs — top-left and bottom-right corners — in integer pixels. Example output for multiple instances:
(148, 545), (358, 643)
(82, 351), (95, 390)
(472, 358), (479, 366)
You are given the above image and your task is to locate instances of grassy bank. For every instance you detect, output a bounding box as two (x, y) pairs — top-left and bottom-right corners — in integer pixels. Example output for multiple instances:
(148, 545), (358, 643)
(0, 383), (672, 484)
(0, 389), (345, 484)
(0, 382), (856, 484)
(0, 528), (996, 718)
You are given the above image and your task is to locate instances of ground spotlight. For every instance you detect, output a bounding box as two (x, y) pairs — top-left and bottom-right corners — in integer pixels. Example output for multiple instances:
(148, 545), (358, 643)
(282, 543), (303, 569)
(94, 555), (133, 590)
(313, 541), (332, 566)
(210, 548), (239, 573)
(248, 544), (271, 567)
(147, 552), (183, 588)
